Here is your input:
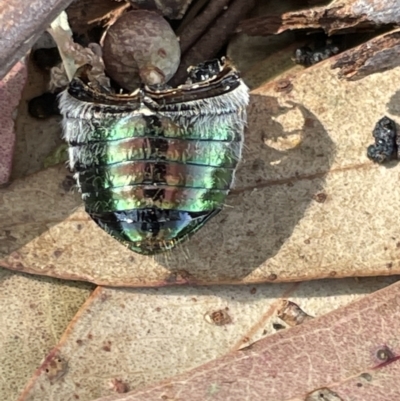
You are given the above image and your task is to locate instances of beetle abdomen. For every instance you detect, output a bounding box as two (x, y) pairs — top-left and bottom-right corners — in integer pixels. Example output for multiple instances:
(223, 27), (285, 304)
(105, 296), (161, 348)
(59, 60), (249, 254)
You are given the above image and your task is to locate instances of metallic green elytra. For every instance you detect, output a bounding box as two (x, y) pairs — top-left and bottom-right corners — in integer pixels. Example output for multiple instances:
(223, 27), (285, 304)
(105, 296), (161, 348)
(59, 59), (249, 255)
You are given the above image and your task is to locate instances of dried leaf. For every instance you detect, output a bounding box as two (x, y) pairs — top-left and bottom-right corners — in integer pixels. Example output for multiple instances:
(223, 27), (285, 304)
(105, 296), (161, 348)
(0, 268), (93, 400)
(16, 277), (399, 401)
(12, 58), (64, 180)
(2, 56), (400, 285)
(0, 60), (27, 185)
(305, 358), (400, 401)
(0, 0), (75, 80)
(79, 278), (400, 401)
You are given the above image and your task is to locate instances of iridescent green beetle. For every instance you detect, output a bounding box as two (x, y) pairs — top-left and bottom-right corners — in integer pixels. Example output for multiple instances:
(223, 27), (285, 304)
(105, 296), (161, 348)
(59, 59), (249, 255)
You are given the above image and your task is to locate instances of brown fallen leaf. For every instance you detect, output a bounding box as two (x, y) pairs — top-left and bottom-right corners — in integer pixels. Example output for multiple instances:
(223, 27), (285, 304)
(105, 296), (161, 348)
(0, 268), (93, 401)
(72, 277), (400, 401)
(12, 57), (64, 181)
(2, 55), (400, 286)
(16, 276), (399, 401)
(238, 0), (400, 36)
(0, 0), (75, 80)
(0, 60), (27, 185)
(305, 357), (400, 401)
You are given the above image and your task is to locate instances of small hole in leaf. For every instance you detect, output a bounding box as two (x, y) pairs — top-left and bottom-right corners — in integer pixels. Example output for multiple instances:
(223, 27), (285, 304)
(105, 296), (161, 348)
(377, 346), (394, 361)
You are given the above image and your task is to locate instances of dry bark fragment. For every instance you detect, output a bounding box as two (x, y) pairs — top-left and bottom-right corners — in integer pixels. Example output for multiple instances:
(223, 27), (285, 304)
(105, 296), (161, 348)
(332, 29), (400, 80)
(238, 0), (400, 36)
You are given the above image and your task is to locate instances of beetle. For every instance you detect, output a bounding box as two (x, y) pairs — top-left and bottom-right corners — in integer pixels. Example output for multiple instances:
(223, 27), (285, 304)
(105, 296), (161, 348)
(59, 58), (249, 255)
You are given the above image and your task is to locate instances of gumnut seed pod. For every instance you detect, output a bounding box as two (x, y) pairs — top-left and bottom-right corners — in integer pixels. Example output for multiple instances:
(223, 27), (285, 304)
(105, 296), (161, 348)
(101, 10), (181, 91)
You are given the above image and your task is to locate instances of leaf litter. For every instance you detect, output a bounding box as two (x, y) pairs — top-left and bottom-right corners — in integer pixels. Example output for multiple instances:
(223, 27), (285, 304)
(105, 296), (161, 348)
(16, 276), (399, 401)
(76, 278), (400, 401)
(0, 268), (93, 401)
(2, 2), (400, 400)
